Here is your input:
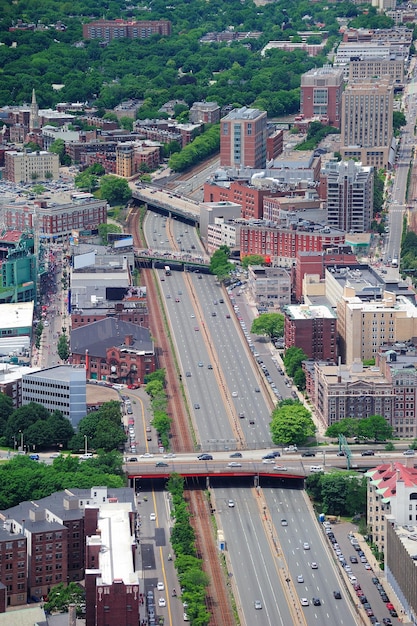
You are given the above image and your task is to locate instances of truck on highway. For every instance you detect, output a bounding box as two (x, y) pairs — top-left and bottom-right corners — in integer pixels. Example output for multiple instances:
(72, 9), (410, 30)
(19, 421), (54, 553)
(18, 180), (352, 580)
(164, 265), (171, 276)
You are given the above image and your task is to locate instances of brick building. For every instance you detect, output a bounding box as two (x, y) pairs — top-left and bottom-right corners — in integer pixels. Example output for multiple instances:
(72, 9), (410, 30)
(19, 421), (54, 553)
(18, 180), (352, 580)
(220, 107), (267, 169)
(1, 198), (107, 239)
(294, 247), (357, 302)
(82, 19), (172, 40)
(283, 304), (337, 360)
(240, 223), (345, 267)
(71, 318), (155, 385)
(204, 180), (280, 220)
(300, 66), (344, 128)
(189, 101), (221, 124)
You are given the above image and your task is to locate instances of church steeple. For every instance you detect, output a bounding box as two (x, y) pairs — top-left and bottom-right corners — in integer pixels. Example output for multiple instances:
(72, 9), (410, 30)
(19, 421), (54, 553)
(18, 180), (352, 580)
(29, 88), (39, 132)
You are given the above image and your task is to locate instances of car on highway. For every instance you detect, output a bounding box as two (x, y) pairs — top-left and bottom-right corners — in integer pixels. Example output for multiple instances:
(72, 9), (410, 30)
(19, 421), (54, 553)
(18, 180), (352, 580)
(194, 403), (200, 409)
(198, 454), (213, 461)
(155, 462), (169, 467)
(297, 574), (303, 582)
(157, 582), (164, 591)
(230, 452), (242, 458)
(228, 499), (235, 507)
(262, 459), (275, 464)
(300, 598), (309, 606)
(403, 449), (415, 456)
(254, 600), (262, 610)
(333, 591), (342, 599)
(303, 542), (310, 550)
(301, 451), (316, 457)
(273, 465), (288, 471)
(361, 450), (375, 456)
(231, 391), (238, 397)
(227, 462), (242, 467)
(158, 598), (166, 607)
(141, 453), (154, 458)
(198, 362), (203, 367)
(311, 562), (318, 569)
(150, 513), (156, 521)
(284, 445), (297, 453)
(281, 519), (288, 526)
(128, 457), (138, 462)
(312, 598), (321, 606)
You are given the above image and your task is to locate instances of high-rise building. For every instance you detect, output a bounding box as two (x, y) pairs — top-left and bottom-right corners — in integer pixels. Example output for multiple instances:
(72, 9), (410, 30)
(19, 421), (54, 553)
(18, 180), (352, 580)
(324, 160), (374, 232)
(4, 150), (59, 182)
(340, 78), (393, 168)
(283, 304), (337, 360)
(220, 107), (267, 169)
(300, 66), (344, 128)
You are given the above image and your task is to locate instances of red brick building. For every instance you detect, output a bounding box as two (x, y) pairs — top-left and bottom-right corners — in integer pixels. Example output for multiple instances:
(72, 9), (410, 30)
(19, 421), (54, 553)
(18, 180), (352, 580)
(82, 19), (172, 40)
(71, 318), (155, 385)
(240, 224), (345, 265)
(295, 248), (358, 302)
(220, 107), (267, 169)
(204, 180), (283, 220)
(283, 304), (338, 361)
(0, 529), (27, 606)
(300, 66), (345, 128)
(71, 301), (149, 331)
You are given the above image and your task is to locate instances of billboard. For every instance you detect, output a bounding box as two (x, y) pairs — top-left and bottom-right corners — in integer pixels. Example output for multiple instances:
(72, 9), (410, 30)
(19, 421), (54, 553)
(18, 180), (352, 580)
(114, 236), (133, 249)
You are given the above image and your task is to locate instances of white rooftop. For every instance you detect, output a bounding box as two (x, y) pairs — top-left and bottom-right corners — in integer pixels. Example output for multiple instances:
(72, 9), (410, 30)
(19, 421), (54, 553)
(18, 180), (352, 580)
(96, 503), (138, 586)
(345, 294), (417, 317)
(0, 302), (34, 329)
(286, 304), (336, 320)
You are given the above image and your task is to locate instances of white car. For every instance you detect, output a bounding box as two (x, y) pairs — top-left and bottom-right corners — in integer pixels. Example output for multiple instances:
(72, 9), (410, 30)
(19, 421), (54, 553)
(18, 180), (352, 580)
(227, 462), (242, 468)
(80, 453), (93, 460)
(231, 391), (238, 397)
(158, 598), (166, 607)
(164, 453), (176, 458)
(228, 499), (235, 508)
(150, 513), (156, 521)
(157, 582), (164, 591)
(303, 542), (310, 550)
(300, 598), (309, 606)
(141, 453), (154, 458)
(262, 459), (275, 464)
(311, 562), (318, 569)
(273, 465), (288, 471)
(297, 575), (304, 583)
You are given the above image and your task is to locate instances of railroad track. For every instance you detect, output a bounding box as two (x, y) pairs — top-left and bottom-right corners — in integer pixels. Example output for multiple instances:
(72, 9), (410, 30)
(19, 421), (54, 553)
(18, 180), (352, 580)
(188, 488), (235, 626)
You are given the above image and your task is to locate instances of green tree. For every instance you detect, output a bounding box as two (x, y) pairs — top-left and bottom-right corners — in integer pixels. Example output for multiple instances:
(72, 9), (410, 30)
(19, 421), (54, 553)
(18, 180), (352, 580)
(359, 414), (393, 442)
(49, 138), (66, 164)
(98, 222), (122, 245)
(209, 246), (233, 281)
(393, 110), (406, 133)
(99, 175), (132, 205)
(251, 313), (284, 339)
(325, 418), (359, 439)
(74, 171), (98, 192)
(120, 116), (134, 131)
(241, 254), (266, 269)
(57, 333), (70, 361)
(283, 346), (308, 378)
(45, 582), (85, 616)
(270, 401), (315, 446)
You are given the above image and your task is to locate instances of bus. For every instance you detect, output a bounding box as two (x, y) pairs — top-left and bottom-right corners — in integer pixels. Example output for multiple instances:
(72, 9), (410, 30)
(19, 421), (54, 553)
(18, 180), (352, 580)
(164, 266), (171, 276)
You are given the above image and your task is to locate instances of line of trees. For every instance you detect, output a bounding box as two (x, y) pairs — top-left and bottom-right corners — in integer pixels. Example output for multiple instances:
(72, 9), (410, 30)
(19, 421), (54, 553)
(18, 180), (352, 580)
(145, 369), (172, 449)
(168, 474), (210, 626)
(325, 415), (393, 442)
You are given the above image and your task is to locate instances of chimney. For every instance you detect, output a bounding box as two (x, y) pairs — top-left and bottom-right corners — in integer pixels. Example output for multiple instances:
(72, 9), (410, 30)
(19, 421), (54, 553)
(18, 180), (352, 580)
(125, 334), (133, 347)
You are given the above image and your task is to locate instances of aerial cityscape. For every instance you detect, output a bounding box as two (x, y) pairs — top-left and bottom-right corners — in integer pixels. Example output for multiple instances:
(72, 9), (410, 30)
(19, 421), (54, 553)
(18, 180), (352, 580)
(1, 0), (417, 625)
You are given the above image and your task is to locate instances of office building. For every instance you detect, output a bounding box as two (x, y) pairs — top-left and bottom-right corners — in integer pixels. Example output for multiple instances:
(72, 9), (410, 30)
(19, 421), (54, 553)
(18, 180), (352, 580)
(22, 365), (87, 428)
(300, 66), (344, 128)
(348, 57), (404, 87)
(4, 150), (60, 183)
(220, 107), (267, 169)
(283, 304), (337, 360)
(340, 78), (393, 168)
(324, 160), (373, 232)
(82, 18), (172, 40)
(247, 266), (291, 310)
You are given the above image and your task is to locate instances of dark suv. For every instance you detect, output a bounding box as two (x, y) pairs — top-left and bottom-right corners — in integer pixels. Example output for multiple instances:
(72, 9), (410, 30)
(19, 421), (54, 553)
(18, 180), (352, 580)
(361, 450), (375, 456)
(198, 454), (213, 461)
(301, 451), (316, 457)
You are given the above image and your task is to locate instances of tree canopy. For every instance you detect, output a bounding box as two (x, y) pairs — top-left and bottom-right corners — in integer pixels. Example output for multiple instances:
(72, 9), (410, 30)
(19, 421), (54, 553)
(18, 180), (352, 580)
(325, 415), (393, 442)
(69, 401), (126, 453)
(209, 246), (234, 281)
(251, 312), (284, 339)
(241, 255), (267, 269)
(270, 399), (315, 446)
(99, 175), (132, 205)
(306, 471), (367, 517)
(1, 402), (74, 451)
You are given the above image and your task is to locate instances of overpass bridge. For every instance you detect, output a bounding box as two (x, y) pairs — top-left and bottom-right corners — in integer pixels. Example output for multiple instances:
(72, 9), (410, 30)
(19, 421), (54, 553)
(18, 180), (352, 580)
(132, 186), (200, 225)
(133, 248), (211, 272)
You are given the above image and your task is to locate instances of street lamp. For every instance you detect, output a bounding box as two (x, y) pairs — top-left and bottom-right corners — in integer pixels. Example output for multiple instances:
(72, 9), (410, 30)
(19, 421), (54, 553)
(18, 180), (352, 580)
(84, 435), (88, 456)
(19, 430), (24, 453)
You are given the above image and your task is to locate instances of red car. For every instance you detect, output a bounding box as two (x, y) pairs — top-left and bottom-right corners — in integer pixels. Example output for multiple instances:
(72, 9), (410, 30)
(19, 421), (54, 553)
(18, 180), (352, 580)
(356, 590), (364, 597)
(386, 603), (394, 611)
(128, 384), (139, 389)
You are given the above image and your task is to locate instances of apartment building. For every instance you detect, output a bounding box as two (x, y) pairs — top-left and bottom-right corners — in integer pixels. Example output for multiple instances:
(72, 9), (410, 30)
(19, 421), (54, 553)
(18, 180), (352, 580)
(82, 19), (171, 40)
(341, 78), (393, 168)
(22, 365), (87, 428)
(189, 101), (221, 124)
(283, 304), (337, 360)
(300, 66), (344, 128)
(324, 160), (373, 233)
(220, 107), (267, 169)
(337, 289), (417, 364)
(4, 151), (59, 183)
